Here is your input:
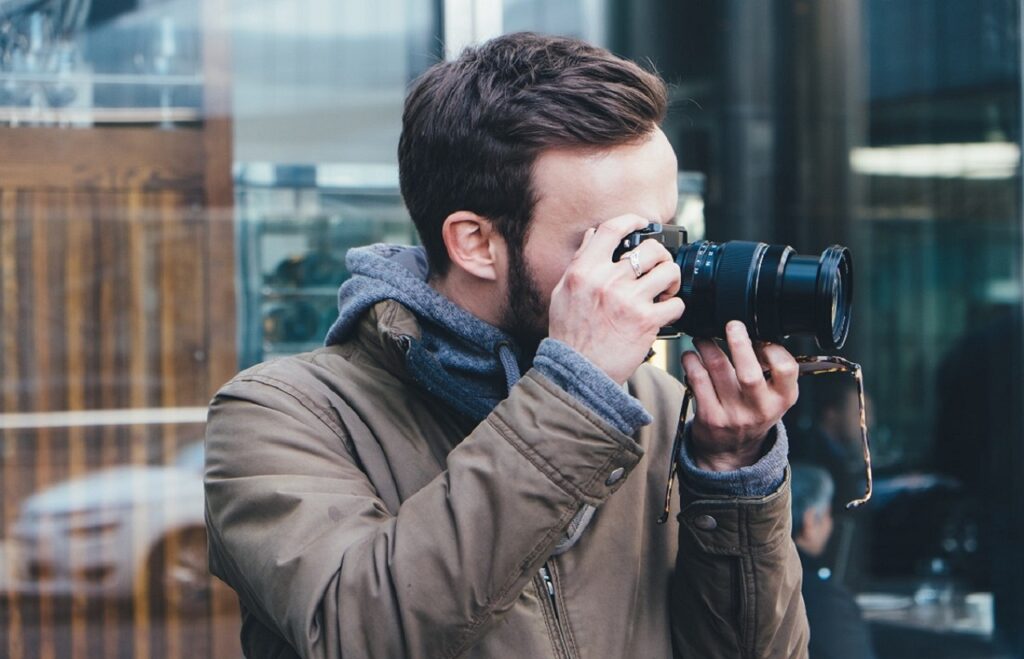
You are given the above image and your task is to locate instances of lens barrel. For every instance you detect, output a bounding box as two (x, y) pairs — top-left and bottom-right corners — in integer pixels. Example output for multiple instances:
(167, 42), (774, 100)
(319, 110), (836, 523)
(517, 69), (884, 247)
(671, 239), (853, 350)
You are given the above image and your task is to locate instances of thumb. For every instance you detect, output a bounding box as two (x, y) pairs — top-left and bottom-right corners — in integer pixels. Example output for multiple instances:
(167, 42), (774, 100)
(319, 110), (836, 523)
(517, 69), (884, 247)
(574, 227), (597, 258)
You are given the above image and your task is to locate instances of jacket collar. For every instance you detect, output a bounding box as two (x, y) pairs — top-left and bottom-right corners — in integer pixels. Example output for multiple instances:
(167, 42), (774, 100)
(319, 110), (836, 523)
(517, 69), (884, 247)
(351, 300), (421, 383)
(326, 244), (530, 421)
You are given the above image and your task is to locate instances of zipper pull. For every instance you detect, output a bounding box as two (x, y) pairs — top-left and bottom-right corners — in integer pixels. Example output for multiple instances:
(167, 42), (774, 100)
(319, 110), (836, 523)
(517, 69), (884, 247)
(540, 565), (555, 597)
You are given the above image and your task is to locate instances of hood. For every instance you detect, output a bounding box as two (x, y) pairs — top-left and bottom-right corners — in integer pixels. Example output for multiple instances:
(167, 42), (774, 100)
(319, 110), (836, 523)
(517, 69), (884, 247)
(324, 244), (526, 421)
(324, 244), (512, 354)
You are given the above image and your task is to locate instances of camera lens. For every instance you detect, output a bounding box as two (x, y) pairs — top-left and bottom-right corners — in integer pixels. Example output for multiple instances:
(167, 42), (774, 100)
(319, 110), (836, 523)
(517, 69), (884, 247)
(672, 240), (853, 350)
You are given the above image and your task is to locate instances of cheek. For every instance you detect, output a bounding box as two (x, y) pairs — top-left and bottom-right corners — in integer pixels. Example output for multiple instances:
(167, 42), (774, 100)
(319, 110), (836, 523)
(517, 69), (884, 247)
(523, 239), (577, 299)
(535, 261), (565, 298)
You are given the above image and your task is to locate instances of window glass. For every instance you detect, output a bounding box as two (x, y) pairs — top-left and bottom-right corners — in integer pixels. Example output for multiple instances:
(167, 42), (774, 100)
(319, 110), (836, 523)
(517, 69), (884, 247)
(504, 0), (609, 43)
(607, 0), (1023, 656)
(0, 1), (437, 656)
(4, 0), (1022, 657)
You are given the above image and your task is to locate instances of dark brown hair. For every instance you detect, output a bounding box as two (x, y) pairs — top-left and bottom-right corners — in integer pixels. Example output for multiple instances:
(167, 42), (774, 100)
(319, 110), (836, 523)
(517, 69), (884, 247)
(398, 32), (668, 276)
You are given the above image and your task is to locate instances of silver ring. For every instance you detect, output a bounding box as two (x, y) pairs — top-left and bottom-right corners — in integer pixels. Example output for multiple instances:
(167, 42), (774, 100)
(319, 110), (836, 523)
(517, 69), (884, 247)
(629, 250), (643, 278)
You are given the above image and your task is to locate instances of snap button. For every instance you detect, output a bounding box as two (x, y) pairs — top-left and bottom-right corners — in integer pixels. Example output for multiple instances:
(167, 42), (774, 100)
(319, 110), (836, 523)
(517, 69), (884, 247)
(605, 467), (625, 486)
(693, 514), (718, 531)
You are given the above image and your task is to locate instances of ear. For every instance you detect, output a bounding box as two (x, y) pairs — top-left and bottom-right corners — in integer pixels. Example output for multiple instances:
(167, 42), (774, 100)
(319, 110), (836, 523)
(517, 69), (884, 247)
(441, 211), (503, 281)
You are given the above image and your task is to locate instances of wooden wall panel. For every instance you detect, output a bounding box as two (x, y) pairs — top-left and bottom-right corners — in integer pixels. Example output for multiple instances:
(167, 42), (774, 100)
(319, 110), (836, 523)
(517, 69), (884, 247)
(0, 184), (216, 418)
(0, 122), (239, 658)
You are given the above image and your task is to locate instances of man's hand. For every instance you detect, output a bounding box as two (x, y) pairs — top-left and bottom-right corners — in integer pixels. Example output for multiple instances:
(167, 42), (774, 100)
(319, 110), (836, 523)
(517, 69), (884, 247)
(682, 321), (799, 472)
(548, 214), (685, 385)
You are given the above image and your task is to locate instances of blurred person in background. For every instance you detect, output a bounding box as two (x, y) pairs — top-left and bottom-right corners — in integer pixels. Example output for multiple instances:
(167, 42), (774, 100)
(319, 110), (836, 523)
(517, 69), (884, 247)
(788, 377), (871, 590)
(793, 463), (876, 659)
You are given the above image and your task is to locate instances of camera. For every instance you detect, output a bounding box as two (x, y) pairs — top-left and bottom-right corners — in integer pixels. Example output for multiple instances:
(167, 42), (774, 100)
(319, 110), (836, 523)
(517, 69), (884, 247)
(614, 223), (853, 350)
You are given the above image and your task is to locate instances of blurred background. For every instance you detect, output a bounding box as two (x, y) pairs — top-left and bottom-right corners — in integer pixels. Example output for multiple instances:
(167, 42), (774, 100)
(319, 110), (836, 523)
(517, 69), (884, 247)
(0, 0), (1021, 657)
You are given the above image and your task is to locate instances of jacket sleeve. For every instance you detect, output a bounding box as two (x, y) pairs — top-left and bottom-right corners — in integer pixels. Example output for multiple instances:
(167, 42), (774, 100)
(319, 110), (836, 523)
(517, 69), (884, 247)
(204, 367), (643, 659)
(670, 468), (810, 658)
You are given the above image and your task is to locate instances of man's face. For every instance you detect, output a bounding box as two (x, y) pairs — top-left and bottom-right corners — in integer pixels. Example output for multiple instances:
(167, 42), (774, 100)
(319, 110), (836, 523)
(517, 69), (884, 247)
(799, 505), (834, 558)
(498, 128), (679, 348)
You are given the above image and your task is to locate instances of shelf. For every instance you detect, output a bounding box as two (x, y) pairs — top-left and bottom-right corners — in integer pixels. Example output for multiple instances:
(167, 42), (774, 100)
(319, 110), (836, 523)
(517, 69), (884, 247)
(260, 286), (340, 297)
(0, 106), (203, 125)
(0, 72), (204, 86)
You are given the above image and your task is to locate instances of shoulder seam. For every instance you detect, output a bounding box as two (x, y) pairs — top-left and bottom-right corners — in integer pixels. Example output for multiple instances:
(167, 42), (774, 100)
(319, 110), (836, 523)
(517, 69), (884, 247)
(229, 373), (347, 440)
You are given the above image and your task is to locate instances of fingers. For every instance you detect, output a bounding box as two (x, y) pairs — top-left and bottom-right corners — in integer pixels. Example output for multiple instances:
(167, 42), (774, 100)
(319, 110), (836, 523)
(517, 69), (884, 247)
(755, 341), (800, 406)
(573, 227), (597, 259)
(691, 337), (737, 395)
(681, 350), (726, 422)
(618, 235), (672, 269)
(651, 295), (685, 328)
(615, 237), (680, 306)
(583, 214), (652, 263)
(724, 321), (768, 397)
(635, 259), (681, 300)
(684, 323), (792, 414)
(681, 324), (800, 463)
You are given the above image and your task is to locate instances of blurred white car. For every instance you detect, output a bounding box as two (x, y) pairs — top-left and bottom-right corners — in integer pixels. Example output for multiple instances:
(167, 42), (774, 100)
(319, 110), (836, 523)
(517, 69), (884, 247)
(7, 441), (208, 608)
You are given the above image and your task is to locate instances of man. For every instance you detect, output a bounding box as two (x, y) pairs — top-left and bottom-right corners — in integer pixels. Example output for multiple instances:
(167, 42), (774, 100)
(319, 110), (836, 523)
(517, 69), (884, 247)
(205, 33), (808, 658)
(791, 464), (875, 659)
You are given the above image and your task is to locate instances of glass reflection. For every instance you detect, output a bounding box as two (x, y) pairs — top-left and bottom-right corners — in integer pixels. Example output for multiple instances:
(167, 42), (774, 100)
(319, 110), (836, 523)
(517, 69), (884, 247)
(9, 439), (206, 603)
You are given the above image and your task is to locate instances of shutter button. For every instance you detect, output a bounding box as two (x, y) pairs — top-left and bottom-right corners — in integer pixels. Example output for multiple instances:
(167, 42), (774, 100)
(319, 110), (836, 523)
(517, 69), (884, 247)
(693, 514), (718, 531)
(605, 467), (625, 486)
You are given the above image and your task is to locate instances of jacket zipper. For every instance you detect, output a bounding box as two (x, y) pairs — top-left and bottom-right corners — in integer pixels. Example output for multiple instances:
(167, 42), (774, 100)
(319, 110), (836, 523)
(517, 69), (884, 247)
(538, 562), (575, 658)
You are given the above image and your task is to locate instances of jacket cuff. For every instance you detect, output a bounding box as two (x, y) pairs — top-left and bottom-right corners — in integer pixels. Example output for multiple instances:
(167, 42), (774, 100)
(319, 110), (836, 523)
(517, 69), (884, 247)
(677, 421), (788, 497)
(533, 338), (653, 436)
(491, 370), (645, 506)
(677, 466), (794, 557)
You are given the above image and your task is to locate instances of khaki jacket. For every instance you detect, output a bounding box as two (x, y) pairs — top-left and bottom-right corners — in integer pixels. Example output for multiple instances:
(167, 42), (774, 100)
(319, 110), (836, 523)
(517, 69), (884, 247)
(204, 301), (808, 658)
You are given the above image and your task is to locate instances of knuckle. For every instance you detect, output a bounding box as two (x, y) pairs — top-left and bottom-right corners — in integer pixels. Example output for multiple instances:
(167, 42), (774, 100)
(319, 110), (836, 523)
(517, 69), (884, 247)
(597, 221), (619, 236)
(701, 413), (727, 433)
(701, 357), (724, 374)
(684, 366), (708, 383)
(657, 260), (679, 279)
(755, 398), (777, 421)
(727, 326), (752, 347)
(737, 371), (763, 388)
(774, 359), (798, 379)
(641, 238), (667, 256)
(564, 269), (585, 291)
(700, 348), (725, 368)
(607, 284), (630, 309)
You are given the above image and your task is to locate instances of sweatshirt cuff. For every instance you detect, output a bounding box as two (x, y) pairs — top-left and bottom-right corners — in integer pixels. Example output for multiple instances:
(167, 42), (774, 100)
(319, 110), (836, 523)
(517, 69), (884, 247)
(677, 421), (789, 497)
(532, 338), (653, 436)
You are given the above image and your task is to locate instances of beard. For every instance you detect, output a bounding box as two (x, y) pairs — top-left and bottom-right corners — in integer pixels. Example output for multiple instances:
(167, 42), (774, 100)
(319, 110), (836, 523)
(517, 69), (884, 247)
(498, 243), (548, 355)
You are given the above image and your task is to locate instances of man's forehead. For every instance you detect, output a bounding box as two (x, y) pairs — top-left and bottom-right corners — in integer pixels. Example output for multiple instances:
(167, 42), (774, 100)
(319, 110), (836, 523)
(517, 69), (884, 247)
(531, 130), (678, 226)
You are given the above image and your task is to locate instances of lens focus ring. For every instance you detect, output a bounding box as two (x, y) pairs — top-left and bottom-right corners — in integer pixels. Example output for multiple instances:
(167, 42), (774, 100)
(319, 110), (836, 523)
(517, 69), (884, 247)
(712, 241), (762, 336)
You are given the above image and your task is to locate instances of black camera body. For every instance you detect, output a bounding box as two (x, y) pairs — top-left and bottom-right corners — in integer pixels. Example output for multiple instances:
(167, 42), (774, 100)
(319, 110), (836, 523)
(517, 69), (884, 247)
(615, 223), (853, 350)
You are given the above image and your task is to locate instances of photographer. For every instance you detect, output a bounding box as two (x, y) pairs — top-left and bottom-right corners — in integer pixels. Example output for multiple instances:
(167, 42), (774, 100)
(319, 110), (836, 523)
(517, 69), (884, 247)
(204, 33), (808, 658)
